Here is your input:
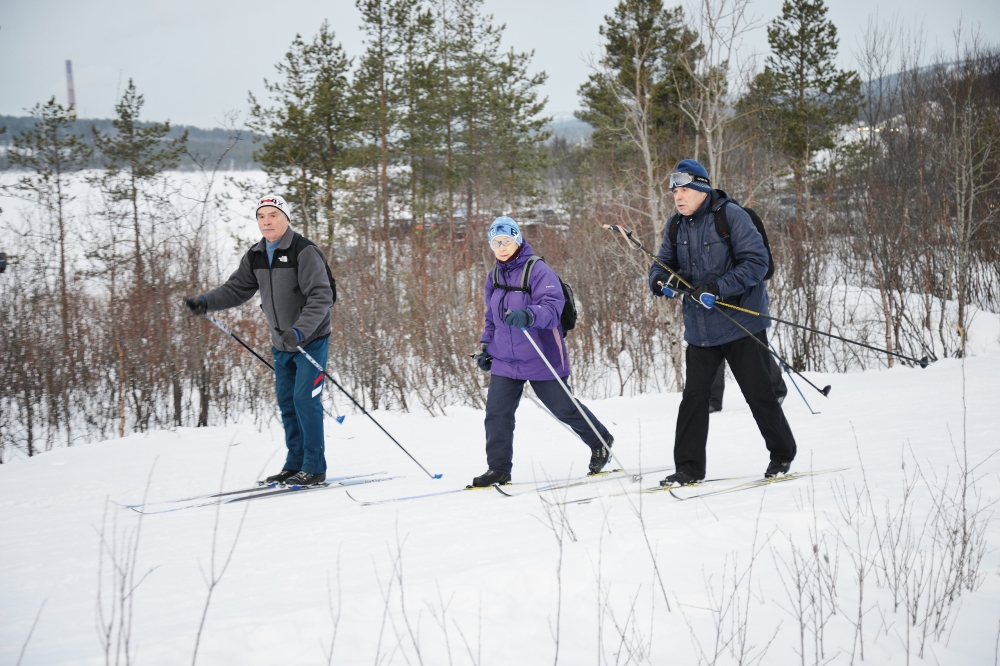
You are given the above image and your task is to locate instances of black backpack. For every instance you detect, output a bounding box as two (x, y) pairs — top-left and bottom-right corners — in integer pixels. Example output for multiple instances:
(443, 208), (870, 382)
(667, 195), (774, 280)
(291, 233), (338, 305)
(491, 256), (577, 333)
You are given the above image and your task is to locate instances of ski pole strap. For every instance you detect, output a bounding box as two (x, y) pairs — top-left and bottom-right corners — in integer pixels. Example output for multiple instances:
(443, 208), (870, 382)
(603, 224), (694, 289)
(295, 346), (442, 480)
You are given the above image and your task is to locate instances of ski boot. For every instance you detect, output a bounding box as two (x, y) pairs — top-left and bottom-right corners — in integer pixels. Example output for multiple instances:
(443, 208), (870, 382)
(588, 435), (614, 474)
(263, 469), (299, 486)
(764, 461), (791, 478)
(659, 470), (702, 487)
(284, 471), (326, 487)
(470, 469), (511, 488)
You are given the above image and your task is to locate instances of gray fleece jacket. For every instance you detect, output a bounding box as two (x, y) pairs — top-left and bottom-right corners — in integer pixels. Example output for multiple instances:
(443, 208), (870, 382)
(201, 226), (334, 353)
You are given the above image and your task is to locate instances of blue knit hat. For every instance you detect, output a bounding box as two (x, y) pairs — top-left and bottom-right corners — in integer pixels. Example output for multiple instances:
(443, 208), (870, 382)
(672, 159), (712, 193)
(487, 216), (523, 246)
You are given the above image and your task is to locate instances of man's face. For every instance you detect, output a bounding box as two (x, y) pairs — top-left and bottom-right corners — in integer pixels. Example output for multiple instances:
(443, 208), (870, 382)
(673, 186), (709, 216)
(257, 206), (290, 242)
(490, 236), (518, 261)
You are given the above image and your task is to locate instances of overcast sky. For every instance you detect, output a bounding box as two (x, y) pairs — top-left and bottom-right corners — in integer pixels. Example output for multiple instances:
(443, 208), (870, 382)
(1, 0), (997, 128)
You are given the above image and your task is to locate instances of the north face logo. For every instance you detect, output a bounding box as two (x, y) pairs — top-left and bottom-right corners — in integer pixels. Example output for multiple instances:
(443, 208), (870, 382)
(279, 256), (288, 262)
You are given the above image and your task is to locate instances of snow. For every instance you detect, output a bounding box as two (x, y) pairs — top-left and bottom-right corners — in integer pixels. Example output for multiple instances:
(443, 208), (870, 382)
(3, 316), (1000, 664)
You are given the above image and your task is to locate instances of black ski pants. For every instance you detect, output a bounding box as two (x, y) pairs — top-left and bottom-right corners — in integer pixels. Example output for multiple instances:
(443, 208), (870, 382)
(485, 374), (612, 474)
(675, 330), (796, 479)
(709, 345), (787, 411)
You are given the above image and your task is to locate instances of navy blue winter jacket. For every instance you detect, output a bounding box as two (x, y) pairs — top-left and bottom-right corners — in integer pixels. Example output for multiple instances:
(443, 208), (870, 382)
(648, 189), (771, 347)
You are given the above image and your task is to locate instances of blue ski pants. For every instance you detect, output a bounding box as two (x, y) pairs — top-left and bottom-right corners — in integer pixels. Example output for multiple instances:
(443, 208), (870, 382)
(484, 374), (612, 474)
(273, 335), (329, 475)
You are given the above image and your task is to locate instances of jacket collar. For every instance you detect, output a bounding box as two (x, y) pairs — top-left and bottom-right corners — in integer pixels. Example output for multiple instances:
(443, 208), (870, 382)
(683, 189), (728, 221)
(253, 225), (296, 253)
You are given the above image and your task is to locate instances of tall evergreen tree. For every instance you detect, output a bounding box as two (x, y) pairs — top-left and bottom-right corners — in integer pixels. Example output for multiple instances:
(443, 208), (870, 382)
(93, 79), (187, 288)
(577, 0), (697, 159)
(92, 80), (188, 428)
(750, 0), (860, 225)
(9, 98), (92, 447)
(249, 23), (354, 241)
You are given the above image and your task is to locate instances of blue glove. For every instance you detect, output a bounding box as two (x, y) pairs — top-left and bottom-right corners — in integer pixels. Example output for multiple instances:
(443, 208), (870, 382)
(280, 328), (303, 348)
(693, 283), (719, 309)
(474, 343), (492, 372)
(503, 308), (535, 328)
(661, 284), (678, 298)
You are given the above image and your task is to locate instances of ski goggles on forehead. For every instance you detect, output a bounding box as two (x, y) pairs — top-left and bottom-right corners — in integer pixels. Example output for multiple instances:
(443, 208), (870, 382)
(669, 172), (711, 190)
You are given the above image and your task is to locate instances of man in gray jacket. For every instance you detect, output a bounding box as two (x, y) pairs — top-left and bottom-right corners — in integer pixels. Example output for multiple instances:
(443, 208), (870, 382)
(186, 195), (336, 487)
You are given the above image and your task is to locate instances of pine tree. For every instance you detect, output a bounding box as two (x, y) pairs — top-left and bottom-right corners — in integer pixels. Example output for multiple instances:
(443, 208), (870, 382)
(9, 98), (92, 448)
(93, 79), (187, 289)
(249, 23), (354, 241)
(577, 0), (697, 161)
(751, 0), (860, 225)
(92, 80), (188, 429)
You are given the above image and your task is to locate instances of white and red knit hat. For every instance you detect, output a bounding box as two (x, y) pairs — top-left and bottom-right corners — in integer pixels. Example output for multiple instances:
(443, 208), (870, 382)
(254, 194), (292, 224)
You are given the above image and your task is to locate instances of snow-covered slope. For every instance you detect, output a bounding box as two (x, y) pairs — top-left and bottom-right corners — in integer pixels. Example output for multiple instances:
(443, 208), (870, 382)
(3, 315), (999, 665)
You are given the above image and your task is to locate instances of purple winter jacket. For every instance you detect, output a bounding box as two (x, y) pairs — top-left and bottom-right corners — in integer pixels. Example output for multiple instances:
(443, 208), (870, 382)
(480, 242), (570, 381)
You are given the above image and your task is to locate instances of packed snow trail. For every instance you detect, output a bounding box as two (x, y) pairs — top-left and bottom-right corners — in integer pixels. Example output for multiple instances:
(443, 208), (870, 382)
(2, 318), (999, 665)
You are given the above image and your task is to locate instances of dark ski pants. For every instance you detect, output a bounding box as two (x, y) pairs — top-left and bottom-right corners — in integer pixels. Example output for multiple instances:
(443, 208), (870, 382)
(675, 330), (796, 479)
(273, 336), (329, 475)
(709, 343), (787, 411)
(485, 374), (612, 475)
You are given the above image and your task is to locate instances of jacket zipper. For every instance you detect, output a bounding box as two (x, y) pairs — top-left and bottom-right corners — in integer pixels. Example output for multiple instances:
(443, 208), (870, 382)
(268, 252), (281, 337)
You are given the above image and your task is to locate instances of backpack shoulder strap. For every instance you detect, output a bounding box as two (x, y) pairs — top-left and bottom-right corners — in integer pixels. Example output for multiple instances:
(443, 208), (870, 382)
(667, 213), (682, 245)
(713, 204), (733, 244)
(521, 256), (542, 291)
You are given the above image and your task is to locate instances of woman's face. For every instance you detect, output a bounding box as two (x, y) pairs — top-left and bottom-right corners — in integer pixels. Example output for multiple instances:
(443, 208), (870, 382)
(490, 235), (519, 261)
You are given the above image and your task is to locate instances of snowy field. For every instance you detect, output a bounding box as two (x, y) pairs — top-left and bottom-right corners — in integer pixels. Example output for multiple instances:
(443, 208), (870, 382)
(3, 314), (1000, 665)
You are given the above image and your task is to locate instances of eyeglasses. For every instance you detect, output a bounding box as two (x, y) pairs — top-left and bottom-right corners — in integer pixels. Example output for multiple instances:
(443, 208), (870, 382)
(669, 172), (710, 190)
(490, 238), (516, 249)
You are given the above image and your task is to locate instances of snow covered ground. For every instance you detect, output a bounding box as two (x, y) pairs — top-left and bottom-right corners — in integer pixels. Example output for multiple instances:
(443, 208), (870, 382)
(3, 315), (999, 665)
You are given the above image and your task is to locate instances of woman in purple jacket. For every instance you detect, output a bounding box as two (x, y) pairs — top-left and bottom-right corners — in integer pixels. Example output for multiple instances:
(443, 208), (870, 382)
(471, 217), (614, 487)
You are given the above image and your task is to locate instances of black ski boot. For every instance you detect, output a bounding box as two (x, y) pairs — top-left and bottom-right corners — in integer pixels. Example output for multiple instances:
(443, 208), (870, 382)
(264, 469), (299, 485)
(470, 469), (511, 488)
(659, 470), (702, 487)
(588, 435), (614, 474)
(284, 471), (326, 487)
(765, 461), (791, 478)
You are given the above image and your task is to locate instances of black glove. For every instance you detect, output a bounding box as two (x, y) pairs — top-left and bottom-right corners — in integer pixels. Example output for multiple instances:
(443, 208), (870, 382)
(503, 308), (535, 328)
(649, 270), (670, 297)
(692, 282), (720, 309)
(474, 344), (492, 372)
(280, 328), (303, 349)
(185, 296), (207, 316)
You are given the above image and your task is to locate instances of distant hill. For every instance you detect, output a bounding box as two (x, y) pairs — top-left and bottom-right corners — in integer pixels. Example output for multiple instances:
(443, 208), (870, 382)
(545, 112), (593, 145)
(0, 110), (594, 172)
(0, 115), (262, 171)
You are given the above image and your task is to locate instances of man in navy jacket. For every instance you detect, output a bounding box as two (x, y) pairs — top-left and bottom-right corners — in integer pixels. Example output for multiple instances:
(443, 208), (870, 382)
(649, 160), (796, 486)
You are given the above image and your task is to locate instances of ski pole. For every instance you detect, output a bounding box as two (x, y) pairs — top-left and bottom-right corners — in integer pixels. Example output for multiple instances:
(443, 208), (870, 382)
(603, 224), (930, 369)
(681, 291), (833, 397)
(295, 344), (443, 480)
(772, 343), (818, 415)
(204, 314), (345, 424)
(515, 325), (637, 481)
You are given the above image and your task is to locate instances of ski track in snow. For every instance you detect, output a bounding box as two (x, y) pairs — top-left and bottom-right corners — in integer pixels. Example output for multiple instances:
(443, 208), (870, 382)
(2, 315), (1000, 664)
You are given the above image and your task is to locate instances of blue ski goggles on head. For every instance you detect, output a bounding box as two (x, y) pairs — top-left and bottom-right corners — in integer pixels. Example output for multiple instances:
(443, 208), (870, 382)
(669, 172), (711, 190)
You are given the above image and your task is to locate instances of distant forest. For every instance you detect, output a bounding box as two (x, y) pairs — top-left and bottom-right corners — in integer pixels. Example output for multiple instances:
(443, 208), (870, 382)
(0, 114), (592, 171)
